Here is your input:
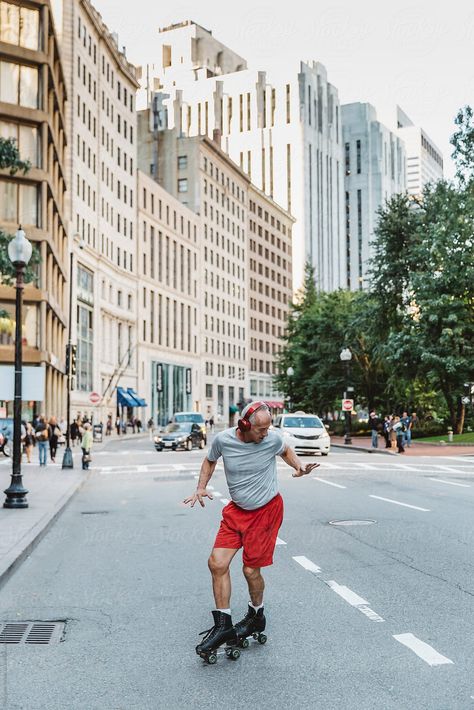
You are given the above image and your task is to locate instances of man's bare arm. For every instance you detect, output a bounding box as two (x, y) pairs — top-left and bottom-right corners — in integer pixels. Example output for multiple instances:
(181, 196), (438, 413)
(183, 458), (217, 507)
(280, 447), (320, 477)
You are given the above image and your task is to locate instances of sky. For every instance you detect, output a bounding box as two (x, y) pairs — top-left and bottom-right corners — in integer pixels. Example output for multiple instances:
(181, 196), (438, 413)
(93, 0), (474, 179)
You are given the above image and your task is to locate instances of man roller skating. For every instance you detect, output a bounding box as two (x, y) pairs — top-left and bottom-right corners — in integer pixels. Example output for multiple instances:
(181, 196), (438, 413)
(184, 401), (319, 663)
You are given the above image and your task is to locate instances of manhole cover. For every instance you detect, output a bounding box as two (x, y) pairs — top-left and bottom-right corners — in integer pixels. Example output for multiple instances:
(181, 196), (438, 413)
(329, 519), (377, 526)
(0, 621), (65, 644)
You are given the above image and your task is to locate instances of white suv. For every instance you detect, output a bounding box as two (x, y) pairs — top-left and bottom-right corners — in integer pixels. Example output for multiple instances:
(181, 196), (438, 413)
(273, 412), (330, 456)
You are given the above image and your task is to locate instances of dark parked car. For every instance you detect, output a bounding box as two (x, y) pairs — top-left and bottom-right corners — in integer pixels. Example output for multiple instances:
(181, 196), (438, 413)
(154, 422), (205, 452)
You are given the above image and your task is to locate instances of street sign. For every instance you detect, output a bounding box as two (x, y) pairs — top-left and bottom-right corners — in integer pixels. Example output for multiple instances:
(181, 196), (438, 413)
(185, 368), (192, 395)
(342, 399), (354, 411)
(462, 396), (471, 405)
(156, 363), (163, 393)
(89, 392), (100, 404)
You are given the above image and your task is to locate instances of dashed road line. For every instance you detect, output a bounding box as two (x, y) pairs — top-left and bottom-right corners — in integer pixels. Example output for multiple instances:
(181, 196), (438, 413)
(220, 498), (230, 505)
(369, 495), (430, 512)
(292, 556), (321, 575)
(276, 537), (286, 546)
(313, 477), (347, 489)
(393, 633), (454, 666)
(325, 581), (385, 623)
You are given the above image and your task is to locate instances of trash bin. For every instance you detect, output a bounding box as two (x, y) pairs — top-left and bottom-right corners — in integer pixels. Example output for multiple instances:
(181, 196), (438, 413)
(93, 423), (103, 442)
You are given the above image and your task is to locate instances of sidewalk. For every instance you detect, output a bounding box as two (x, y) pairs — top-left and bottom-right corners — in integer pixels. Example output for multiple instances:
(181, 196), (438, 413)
(331, 435), (474, 457)
(0, 452), (89, 589)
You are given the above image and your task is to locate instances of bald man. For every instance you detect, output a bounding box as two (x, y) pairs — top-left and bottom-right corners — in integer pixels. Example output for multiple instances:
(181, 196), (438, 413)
(184, 401), (319, 660)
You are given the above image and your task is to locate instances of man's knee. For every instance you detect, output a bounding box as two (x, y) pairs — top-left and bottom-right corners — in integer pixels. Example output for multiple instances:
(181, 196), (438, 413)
(242, 565), (261, 581)
(208, 554), (230, 577)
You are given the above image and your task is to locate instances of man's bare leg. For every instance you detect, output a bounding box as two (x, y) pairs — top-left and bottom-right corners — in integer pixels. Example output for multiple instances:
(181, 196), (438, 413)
(242, 565), (265, 606)
(208, 548), (239, 608)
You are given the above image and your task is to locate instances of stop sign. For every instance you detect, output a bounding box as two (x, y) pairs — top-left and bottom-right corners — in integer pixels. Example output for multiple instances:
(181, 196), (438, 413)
(341, 399), (353, 411)
(89, 392), (100, 404)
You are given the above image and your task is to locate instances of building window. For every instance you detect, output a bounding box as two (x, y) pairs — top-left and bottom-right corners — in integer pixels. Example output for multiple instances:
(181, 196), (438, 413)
(177, 178), (188, 193)
(356, 139), (361, 174)
(0, 3), (39, 50)
(345, 142), (351, 176)
(177, 155), (187, 170)
(286, 84), (291, 124)
(0, 61), (39, 108)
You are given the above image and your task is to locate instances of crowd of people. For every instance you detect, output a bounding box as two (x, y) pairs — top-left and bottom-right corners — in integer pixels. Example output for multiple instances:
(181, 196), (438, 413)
(368, 411), (418, 453)
(18, 414), (93, 470)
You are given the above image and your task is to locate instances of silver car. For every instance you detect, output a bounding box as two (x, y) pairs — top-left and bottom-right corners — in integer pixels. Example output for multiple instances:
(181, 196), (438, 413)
(273, 412), (330, 456)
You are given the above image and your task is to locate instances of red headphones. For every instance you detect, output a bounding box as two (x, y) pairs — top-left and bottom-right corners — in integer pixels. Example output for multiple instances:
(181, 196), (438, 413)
(237, 401), (269, 432)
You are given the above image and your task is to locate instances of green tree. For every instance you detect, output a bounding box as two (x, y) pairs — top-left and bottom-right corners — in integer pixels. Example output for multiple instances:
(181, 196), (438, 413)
(0, 137), (39, 285)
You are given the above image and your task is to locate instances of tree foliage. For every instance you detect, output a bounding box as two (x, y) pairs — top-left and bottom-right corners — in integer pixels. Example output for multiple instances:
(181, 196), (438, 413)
(275, 108), (474, 432)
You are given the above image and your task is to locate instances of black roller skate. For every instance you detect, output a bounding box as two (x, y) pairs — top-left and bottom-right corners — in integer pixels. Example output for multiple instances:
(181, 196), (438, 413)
(195, 610), (240, 664)
(234, 605), (267, 648)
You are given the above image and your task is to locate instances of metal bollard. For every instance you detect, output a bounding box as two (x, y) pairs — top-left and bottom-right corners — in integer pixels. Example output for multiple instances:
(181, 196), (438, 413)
(447, 428), (453, 443)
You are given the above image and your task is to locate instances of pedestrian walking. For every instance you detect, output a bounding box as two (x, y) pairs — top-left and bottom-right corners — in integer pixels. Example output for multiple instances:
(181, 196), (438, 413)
(401, 411), (412, 447)
(209, 416), (215, 433)
(115, 416), (121, 435)
(382, 416), (391, 448)
(184, 401), (320, 661)
(70, 419), (79, 447)
(81, 423), (93, 470)
(392, 416), (405, 453)
(23, 422), (35, 463)
(48, 416), (60, 462)
(106, 415), (112, 436)
(34, 415), (49, 466)
(369, 411), (379, 448)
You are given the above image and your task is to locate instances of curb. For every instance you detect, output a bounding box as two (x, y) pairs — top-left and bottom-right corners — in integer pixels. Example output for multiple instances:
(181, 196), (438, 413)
(331, 443), (397, 456)
(0, 469), (91, 592)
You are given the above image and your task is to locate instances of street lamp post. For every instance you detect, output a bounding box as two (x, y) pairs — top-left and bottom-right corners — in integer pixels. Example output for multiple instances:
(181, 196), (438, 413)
(286, 366), (294, 412)
(4, 228), (32, 509)
(340, 348), (353, 446)
(62, 234), (83, 469)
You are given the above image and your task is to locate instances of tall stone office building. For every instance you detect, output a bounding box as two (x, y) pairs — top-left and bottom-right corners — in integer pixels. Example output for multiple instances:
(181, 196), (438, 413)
(342, 102), (406, 290)
(141, 20), (345, 292)
(0, 0), (68, 417)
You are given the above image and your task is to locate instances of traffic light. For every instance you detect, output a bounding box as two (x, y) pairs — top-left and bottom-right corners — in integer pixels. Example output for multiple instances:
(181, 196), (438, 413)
(70, 344), (77, 376)
(65, 344), (77, 376)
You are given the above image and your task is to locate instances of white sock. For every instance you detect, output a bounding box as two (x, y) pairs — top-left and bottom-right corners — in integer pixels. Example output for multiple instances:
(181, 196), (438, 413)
(216, 608), (231, 615)
(249, 601), (264, 611)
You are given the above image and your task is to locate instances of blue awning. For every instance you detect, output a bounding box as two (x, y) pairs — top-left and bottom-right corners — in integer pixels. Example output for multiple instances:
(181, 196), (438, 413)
(127, 388), (147, 407)
(117, 387), (137, 407)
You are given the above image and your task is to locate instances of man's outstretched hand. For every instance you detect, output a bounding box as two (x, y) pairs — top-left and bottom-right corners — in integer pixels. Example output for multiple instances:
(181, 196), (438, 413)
(183, 488), (214, 507)
(292, 463), (320, 477)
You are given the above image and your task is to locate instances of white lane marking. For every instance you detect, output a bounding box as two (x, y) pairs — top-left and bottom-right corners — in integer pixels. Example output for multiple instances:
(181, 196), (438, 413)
(292, 556), (321, 574)
(434, 465), (465, 474)
(137, 465), (148, 472)
(194, 474), (199, 479)
(393, 464), (424, 472)
(317, 462), (342, 470)
(212, 491), (222, 498)
(313, 477), (346, 489)
(276, 537), (286, 546)
(101, 466), (112, 472)
(428, 477), (470, 488)
(369, 495), (430, 512)
(352, 462), (378, 470)
(220, 498), (230, 505)
(325, 581), (385, 622)
(326, 581), (367, 606)
(393, 633), (454, 666)
(173, 464), (186, 471)
(206, 484), (214, 490)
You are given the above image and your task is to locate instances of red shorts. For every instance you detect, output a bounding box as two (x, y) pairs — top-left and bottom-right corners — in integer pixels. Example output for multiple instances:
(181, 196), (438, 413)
(213, 494), (284, 568)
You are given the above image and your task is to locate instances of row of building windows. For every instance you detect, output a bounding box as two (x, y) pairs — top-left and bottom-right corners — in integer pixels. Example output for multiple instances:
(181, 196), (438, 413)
(205, 362), (245, 379)
(204, 338), (245, 360)
(0, 3), (39, 50)
(141, 190), (198, 242)
(203, 179), (246, 221)
(202, 157), (245, 203)
(249, 238), (289, 263)
(141, 227), (197, 298)
(203, 225), (244, 259)
(248, 201), (288, 234)
(203, 315), (244, 340)
(249, 278), (288, 303)
(0, 60), (38, 109)
(202, 201), (245, 239)
(249, 299), (285, 320)
(248, 260), (288, 287)
(141, 292), (197, 354)
(204, 292), (244, 321)
(250, 358), (278, 375)
(204, 269), (246, 299)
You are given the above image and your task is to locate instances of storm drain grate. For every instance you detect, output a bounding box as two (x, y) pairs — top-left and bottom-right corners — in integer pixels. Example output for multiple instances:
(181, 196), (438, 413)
(0, 621), (65, 644)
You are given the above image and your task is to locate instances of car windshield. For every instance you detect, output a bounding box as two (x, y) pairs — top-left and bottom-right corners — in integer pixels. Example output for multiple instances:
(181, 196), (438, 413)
(174, 413), (203, 423)
(165, 423), (192, 433)
(283, 417), (323, 428)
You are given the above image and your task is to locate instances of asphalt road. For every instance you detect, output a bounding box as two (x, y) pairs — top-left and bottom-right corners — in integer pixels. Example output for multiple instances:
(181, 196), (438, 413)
(0, 434), (473, 709)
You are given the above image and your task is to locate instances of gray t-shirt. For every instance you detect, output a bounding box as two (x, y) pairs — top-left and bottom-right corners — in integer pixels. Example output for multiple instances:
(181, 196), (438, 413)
(207, 428), (286, 510)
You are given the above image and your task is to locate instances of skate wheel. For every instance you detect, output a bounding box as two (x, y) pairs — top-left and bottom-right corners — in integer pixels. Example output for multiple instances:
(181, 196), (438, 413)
(258, 633), (267, 645)
(241, 638), (249, 649)
(207, 653), (217, 664)
(230, 648), (240, 660)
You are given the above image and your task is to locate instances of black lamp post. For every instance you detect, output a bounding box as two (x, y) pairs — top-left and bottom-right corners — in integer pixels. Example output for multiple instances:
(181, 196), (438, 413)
(62, 234), (83, 469)
(4, 227), (32, 509)
(340, 347), (353, 445)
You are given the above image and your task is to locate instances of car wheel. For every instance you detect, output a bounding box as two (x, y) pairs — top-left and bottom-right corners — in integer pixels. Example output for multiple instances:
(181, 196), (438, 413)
(199, 438), (205, 449)
(186, 439), (193, 451)
(321, 451), (329, 456)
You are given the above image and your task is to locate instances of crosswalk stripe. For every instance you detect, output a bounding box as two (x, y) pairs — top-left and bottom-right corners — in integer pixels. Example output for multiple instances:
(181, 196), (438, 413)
(313, 477), (346, 489)
(393, 633), (453, 666)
